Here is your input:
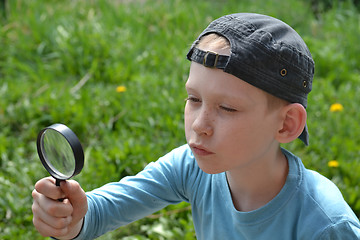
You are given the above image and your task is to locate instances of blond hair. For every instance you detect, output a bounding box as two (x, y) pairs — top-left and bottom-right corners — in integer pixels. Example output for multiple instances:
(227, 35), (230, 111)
(197, 33), (230, 53)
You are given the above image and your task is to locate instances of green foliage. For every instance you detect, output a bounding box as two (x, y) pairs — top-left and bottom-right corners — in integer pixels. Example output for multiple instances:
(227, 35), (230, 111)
(0, 0), (359, 239)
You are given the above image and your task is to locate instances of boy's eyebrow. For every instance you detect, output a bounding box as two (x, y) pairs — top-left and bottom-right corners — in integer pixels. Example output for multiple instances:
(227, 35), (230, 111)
(185, 80), (256, 105)
(184, 81), (195, 92)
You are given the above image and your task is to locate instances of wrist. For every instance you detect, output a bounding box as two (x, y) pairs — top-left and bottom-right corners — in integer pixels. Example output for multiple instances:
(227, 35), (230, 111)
(70, 217), (85, 239)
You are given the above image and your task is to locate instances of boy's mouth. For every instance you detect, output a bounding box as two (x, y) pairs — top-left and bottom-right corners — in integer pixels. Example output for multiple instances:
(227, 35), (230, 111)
(189, 143), (214, 156)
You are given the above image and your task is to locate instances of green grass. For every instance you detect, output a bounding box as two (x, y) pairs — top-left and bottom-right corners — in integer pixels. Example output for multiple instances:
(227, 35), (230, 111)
(1, 0), (359, 239)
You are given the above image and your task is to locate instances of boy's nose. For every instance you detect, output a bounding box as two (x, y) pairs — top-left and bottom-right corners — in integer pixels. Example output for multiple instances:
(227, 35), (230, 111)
(192, 108), (214, 136)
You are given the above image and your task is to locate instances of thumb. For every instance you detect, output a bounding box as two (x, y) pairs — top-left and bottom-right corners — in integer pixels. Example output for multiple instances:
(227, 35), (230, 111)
(60, 180), (88, 224)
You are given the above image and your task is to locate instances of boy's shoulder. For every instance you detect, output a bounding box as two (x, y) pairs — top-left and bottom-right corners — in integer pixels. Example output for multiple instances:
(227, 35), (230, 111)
(154, 144), (202, 178)
(159, 144), (196, 167)
(282, 148), (360, 238)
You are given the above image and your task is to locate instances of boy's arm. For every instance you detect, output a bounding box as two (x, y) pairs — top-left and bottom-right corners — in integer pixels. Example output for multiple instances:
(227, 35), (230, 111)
(75, 146), (193, 239)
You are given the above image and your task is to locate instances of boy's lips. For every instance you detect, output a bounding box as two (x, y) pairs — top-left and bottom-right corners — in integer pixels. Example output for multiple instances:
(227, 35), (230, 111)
(189, 143), (214, 156)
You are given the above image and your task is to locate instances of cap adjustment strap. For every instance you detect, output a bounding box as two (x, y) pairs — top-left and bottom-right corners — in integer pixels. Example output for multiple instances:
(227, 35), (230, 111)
(187, 48), (229, 69)
(203, 51), (219, 68)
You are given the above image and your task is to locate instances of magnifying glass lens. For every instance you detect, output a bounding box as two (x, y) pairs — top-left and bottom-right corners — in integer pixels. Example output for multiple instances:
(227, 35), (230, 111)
(40, 129), (76, 179)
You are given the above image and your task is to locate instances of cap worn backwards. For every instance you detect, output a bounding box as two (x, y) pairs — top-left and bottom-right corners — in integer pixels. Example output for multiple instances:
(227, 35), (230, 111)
(187, 13), (315, 145)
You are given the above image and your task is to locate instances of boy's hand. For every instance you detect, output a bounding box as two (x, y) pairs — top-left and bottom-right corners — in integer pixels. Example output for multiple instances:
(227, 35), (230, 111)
(32, 177), (88, 239)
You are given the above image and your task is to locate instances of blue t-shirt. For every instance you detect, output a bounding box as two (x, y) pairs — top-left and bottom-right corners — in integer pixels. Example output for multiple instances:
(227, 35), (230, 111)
(76, 145), (360, 239)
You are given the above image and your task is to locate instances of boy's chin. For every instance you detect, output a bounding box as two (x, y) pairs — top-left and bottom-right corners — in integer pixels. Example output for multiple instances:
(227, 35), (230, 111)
(196, 160), (225, 175)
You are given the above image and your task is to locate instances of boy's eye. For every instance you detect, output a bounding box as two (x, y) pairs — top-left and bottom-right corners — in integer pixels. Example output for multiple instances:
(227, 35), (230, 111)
(185, 97), (201, 103)
(220, 105), (237, 112)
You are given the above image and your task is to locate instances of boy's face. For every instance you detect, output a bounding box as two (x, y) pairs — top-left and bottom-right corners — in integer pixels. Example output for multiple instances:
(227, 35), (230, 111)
(184, 62), (283, 174)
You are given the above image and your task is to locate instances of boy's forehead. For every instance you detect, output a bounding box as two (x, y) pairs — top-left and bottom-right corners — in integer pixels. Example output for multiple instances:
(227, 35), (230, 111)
(186, 62), (266, 104)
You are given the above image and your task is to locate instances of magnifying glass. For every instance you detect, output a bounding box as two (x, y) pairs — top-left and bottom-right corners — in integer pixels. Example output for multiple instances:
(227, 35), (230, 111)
(37, 123), (84, 186)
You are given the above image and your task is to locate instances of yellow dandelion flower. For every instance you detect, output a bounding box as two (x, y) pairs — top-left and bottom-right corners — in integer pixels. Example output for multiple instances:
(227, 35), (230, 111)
(116, 86), (127, 93)
(328, 160), (339, 168)
(330, 103), (343, 112)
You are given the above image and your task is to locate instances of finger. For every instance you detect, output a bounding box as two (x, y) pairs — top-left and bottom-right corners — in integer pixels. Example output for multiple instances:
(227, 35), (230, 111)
(32, 200), (72, 230)
(32, 211), (70, 238)
(32, 188), (73, 217)
(60, 180), (88, 224)
(35, 177), (66, 200)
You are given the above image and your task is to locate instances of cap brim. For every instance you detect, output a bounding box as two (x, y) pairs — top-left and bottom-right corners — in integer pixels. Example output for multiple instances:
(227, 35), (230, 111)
(298, 124), (309, 146)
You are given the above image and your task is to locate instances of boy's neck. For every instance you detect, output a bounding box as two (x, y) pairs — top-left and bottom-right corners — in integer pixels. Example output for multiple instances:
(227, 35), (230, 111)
(225, 148), (289, 212)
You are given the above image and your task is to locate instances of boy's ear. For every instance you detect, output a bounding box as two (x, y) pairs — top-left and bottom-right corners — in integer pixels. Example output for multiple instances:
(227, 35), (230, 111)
(276, 103), (307, 144)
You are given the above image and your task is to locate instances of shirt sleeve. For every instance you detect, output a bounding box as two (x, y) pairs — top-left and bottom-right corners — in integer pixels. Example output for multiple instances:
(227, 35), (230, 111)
(318, 220), (360, 240)
(74, 145), (194, 239)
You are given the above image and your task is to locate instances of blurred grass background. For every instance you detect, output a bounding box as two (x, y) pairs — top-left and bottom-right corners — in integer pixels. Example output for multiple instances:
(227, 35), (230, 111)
(0, 0), (360, 239)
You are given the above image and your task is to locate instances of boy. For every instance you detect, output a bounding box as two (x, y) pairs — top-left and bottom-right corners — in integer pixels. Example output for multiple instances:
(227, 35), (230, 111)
(32, 13), (360, 239)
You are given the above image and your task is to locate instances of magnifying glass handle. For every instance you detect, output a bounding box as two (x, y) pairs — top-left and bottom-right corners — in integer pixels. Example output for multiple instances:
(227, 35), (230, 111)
(55, 179), (62, 186)
(55, 179), (65, 202)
